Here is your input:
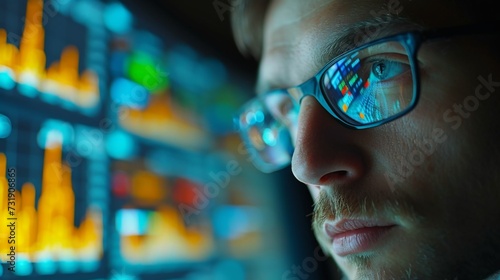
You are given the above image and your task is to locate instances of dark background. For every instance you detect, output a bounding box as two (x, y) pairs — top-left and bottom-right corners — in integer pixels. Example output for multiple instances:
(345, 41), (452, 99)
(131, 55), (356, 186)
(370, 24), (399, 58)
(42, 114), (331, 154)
(120, 0), (341, 279)
(152, 0), (258, 75)
(148, 1), (341, 279)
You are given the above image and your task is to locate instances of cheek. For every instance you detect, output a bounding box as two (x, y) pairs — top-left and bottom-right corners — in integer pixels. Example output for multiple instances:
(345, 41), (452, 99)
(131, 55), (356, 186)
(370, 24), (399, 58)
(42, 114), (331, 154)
(372, 101), (453, 226)
(400, 60), (500, 225)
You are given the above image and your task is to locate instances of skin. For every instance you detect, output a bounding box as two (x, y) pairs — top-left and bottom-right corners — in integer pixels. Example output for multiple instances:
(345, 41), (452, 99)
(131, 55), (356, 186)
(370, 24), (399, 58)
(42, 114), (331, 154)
(254, 0), (500, 279)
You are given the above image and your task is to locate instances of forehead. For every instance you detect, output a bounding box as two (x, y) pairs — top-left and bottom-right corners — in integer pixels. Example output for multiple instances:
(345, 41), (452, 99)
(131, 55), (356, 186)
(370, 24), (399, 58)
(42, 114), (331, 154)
(264, 0), (375, 41)
(256, 0), (465, 93)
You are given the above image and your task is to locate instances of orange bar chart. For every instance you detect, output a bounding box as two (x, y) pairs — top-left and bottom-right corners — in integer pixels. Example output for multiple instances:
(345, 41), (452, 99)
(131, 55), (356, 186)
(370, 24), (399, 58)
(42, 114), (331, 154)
(0, 141), (102, 273)
(0, 0), (100, 109)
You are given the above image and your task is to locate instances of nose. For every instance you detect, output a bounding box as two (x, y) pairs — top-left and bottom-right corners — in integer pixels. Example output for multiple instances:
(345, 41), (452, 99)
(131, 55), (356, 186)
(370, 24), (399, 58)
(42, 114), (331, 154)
(291, 97), (367, 188)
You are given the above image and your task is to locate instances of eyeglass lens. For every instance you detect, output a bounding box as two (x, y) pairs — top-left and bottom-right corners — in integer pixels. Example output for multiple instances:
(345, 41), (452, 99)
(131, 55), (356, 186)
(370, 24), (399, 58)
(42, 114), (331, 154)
(238, 40), (416, 172)
(322, 40), (415, 125)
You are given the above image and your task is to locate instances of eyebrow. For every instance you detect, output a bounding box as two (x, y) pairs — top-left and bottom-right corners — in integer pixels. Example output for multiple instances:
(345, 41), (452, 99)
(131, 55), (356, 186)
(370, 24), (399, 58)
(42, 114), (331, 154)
(256, 16), (422, 94)
(318, 16), (422, 66)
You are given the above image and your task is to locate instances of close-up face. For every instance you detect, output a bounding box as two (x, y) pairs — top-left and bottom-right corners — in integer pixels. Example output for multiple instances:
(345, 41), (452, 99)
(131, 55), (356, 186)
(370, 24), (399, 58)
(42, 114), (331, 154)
(237, 0), (500, 279)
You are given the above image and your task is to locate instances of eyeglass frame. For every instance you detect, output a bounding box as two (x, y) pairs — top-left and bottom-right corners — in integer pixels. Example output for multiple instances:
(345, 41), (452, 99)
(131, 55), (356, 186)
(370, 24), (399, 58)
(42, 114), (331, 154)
(236, 20), (500, 131)
(234, 21), (499, 172)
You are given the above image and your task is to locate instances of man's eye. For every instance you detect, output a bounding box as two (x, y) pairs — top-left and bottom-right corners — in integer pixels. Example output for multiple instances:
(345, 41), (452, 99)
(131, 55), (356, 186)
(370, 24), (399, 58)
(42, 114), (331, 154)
(370, 59), (410, 81)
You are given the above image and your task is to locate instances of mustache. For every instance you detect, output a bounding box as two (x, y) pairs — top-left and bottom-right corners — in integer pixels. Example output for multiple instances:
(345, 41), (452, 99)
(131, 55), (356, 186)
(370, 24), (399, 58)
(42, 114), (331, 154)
(312, 186), (421, 232)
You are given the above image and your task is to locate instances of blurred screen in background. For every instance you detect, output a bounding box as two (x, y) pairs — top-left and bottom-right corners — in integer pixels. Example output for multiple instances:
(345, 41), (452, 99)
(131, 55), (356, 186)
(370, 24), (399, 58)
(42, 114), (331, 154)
(0, 0), (293, 279)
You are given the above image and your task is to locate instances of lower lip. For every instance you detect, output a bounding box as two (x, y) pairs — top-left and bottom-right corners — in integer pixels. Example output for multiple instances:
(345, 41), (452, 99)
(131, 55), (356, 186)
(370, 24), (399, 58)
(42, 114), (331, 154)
(332, 226), (395, 257)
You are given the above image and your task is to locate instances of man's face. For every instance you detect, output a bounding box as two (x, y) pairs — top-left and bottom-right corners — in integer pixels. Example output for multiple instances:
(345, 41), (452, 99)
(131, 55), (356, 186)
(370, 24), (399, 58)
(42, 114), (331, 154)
(257, 0), (500, 279)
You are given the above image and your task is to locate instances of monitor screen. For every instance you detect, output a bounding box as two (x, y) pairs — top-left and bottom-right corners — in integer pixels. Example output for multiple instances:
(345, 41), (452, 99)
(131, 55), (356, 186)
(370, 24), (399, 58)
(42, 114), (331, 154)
(0, 0), (290, 279)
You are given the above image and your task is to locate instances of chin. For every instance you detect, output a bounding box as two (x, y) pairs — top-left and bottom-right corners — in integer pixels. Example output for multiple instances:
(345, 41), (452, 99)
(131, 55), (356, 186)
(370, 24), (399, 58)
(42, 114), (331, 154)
(334, 255), (432, 280)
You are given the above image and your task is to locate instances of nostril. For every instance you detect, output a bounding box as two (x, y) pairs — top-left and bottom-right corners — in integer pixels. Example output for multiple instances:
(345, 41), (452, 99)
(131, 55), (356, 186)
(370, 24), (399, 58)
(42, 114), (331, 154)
(320, 170), (349, 184)
(290, 98), (367, 186)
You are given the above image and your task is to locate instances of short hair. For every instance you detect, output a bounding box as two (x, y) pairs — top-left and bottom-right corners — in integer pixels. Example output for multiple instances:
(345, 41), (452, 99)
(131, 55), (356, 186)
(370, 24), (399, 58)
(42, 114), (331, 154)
(230, 0), (499, 60)
(230, 0), (270, 60)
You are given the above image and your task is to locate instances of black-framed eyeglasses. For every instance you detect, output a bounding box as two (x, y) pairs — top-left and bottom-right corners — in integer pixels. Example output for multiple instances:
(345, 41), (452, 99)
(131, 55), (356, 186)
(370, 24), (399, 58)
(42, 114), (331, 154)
(235, 21), (499, 173)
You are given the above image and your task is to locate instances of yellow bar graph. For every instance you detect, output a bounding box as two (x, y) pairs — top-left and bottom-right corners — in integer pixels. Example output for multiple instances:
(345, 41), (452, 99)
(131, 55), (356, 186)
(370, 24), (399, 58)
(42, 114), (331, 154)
(0, 0), (99, 109)
(0, 142), (102, 267)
